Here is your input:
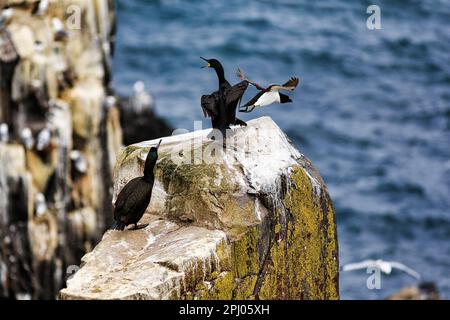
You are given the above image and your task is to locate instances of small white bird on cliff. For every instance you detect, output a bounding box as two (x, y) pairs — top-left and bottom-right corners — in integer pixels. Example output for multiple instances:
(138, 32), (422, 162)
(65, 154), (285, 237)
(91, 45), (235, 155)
(20, 128), (34, 150)
(342, 259), (421, 280)
(51, 17), (68, 41)
(0, 123), (9, 143)
(70, 150), (88, 173)
(32, 0), (49, 16)
(36, 127), (51, 151)
(104, 95), (117, 109)
(0, 7), (14, 26)
(35, 193), (47, 217)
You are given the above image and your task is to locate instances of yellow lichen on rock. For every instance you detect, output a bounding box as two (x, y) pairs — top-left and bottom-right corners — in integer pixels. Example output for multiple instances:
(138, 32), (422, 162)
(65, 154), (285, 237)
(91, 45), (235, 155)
(258, 166), (339, 299)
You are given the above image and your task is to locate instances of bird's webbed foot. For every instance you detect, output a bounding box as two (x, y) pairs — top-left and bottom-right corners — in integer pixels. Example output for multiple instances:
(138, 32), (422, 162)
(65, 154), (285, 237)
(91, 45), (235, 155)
(234, 118), (247, 127)
(239, 106), (255, 113)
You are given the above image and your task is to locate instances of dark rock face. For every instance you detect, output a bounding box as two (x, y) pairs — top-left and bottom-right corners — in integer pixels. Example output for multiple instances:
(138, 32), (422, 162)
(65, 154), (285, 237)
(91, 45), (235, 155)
(119, 98), (173, 146)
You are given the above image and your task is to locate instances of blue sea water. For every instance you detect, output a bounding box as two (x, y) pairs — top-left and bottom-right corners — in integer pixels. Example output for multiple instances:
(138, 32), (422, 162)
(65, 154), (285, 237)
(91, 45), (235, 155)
(113, 0), (450, 299)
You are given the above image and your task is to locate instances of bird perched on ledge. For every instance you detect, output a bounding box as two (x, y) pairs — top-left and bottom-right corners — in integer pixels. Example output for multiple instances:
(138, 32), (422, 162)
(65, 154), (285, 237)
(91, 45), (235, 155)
(112, 139), (162, 231)
(237, 68), (299, 113)
(200, 57), (248, 139)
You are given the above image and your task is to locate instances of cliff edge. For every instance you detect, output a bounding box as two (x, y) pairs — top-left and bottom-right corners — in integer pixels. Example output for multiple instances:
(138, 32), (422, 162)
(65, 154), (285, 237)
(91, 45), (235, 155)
(60, 117), (339, 300)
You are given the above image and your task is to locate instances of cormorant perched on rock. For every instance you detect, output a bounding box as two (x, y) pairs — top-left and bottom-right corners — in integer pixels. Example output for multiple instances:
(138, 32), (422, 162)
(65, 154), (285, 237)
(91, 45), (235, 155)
(112, 139), (162, 231)
(237, 68), (299, 113)
(200, 57), (248, 138)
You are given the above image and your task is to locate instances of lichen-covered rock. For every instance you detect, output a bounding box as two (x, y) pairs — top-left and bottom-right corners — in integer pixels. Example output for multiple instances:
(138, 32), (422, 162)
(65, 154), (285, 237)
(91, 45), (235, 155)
(60, 117), (339, 300)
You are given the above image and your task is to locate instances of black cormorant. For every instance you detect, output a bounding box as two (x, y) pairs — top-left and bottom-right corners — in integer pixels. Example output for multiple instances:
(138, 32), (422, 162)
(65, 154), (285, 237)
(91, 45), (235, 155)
(237, 68), (299, 113)
(200, 57), (248, 138)
(112, 139), (162, 231)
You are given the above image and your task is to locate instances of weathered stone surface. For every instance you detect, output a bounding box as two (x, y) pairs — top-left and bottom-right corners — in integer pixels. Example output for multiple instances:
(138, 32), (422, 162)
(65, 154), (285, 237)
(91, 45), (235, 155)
(61, 117), (339, 300)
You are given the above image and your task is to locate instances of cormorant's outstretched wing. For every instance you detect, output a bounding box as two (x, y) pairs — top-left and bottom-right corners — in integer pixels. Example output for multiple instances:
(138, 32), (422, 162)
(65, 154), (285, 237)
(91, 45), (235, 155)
(272, 77), (300, 91)
(388, 261), (421, 280)
(201, 93), (219, 119)
(225, 80), (248, 109)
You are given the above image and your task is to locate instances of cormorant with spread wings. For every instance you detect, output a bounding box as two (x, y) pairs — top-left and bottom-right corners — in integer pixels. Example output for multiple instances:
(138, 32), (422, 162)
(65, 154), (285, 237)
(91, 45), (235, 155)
(200, 57), (248, 138)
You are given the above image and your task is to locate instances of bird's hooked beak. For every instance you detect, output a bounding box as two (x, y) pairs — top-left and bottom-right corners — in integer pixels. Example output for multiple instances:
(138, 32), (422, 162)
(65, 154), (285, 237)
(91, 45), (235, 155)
(200, 57), (210, 68)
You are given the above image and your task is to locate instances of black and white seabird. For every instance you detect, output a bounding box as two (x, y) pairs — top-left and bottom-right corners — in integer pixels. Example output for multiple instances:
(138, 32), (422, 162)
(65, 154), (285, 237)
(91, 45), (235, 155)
(200, 57), (248, 138)
(0, 123), (9, 143)
(112, 139), (162, 231)
(237, 69), (299, 113)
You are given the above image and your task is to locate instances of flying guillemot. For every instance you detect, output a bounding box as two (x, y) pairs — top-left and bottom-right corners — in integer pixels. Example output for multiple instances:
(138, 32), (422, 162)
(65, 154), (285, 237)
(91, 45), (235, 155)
(237, 68), (299, 113)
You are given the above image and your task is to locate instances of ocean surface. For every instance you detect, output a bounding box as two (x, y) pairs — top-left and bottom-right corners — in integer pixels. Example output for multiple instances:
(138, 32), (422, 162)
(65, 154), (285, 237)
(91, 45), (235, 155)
(112, 0), (450, 299)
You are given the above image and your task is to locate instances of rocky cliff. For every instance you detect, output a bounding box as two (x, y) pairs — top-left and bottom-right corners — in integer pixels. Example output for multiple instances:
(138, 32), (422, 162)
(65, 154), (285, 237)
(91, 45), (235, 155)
(0, 0), (121, 299)
(60, 117), (339, 300)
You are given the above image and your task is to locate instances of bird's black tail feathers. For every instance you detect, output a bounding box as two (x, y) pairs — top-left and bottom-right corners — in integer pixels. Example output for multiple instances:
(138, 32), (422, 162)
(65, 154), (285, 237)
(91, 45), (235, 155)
(279, 93), (292, 104)
(111, 220), (126, 231)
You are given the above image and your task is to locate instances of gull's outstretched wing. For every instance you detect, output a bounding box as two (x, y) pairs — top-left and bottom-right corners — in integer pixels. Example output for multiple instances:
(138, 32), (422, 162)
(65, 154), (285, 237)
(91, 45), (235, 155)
(388, 261), (421, 280)
(342, 260), (376, 272)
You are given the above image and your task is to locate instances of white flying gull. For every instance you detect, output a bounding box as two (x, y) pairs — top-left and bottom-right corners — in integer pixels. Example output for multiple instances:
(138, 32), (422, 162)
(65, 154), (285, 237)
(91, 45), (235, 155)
(20, 128), (34, 150)
(342, 259), (421, 280)
(0, 123), (9, 143)
(36, 127), (51, 151)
